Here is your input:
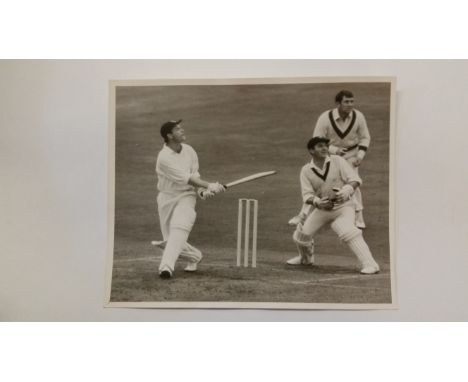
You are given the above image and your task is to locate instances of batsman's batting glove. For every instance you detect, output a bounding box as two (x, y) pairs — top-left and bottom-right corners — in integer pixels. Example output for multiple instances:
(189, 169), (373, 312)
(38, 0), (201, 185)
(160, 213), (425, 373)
(336, 184), (354, 201)
(197, 188), (214, 200)
(207, 182), (225, 194)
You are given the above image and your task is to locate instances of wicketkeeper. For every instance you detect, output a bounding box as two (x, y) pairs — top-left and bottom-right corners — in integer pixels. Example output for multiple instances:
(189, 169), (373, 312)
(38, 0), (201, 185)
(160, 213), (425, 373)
(287, 136), (379, 274)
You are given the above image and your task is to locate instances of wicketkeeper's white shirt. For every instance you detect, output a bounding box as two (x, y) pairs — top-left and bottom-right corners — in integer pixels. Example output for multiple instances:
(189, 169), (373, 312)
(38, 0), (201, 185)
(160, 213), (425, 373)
(156, 143), (200, 193)
(300, 155), (362, 206)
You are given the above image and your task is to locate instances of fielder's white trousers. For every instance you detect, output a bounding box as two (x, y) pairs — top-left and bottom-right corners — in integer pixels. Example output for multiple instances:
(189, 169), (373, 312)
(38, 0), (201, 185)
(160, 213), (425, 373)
(343, 150), (364, 226)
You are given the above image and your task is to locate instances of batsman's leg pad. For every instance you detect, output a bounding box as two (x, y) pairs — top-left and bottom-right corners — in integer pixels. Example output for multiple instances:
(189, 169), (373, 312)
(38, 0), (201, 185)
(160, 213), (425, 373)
(159, 228), (190, 273)
(180, 243), (203, 263)
(156, 241), (202, 263)
(170, 204), (196, 231)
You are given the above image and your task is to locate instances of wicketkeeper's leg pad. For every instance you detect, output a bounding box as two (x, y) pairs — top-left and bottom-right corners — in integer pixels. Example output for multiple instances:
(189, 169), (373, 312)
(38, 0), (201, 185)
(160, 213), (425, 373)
(331, 211), (378, 271)
(293, 223), (315, 261)
(293, 223), (314, 246)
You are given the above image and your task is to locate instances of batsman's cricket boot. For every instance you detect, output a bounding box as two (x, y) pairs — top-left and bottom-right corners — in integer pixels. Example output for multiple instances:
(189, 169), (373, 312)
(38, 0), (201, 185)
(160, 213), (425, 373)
(159, 265), (173, 279)
(184, 253), (203, 272)
(184, 245), (203, 272)
(184, 262), (199, 272)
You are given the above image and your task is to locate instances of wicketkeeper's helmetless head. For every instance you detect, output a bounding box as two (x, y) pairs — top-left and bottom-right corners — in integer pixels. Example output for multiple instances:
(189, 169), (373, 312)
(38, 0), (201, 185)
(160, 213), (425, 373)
(307, 136), (330, 151)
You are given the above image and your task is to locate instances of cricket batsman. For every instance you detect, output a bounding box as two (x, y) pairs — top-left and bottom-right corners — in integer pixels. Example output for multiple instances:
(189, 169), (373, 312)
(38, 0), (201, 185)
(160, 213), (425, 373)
(154, 119), (225, 279)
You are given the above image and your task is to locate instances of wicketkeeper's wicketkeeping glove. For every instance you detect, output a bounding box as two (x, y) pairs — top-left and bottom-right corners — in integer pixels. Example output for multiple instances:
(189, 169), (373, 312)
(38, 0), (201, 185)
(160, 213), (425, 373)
(336, 184), (354, 201)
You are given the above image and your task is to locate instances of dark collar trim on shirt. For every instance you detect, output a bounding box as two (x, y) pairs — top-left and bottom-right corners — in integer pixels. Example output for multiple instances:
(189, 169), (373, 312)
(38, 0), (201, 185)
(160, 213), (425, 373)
(328, 110), (356, 139)
(312, 161), (330, 181)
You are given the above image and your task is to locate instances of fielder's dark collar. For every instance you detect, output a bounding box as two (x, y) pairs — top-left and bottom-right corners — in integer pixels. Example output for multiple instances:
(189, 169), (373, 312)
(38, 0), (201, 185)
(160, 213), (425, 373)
(329, 109), (356, 139)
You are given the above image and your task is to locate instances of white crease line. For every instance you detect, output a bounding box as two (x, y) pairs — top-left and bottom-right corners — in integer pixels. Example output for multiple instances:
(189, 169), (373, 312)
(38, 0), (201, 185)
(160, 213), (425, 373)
(115, 257), (160, 263)
(285, 280), (388, 290)
(317, 273), (389, 282)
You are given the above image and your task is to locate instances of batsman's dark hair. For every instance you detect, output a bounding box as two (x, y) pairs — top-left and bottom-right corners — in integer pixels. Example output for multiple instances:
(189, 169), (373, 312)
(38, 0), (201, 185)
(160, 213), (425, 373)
(160, 119), (182, 142)
(335, 90), (354, 103)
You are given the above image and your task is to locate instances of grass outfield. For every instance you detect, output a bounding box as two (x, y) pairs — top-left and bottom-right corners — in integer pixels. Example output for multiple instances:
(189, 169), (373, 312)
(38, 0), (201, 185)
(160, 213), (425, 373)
(111, 243), (391, 304)
(111, 81), (392, 305)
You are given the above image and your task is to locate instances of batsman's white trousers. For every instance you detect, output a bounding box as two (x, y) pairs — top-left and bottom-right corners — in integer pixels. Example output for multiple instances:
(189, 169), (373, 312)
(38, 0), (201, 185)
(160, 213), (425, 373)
(157, 191), (202, 272)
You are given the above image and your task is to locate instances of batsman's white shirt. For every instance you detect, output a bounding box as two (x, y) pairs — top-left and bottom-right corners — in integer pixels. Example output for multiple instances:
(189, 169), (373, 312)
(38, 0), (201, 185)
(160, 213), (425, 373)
(156, 143), (200, 193)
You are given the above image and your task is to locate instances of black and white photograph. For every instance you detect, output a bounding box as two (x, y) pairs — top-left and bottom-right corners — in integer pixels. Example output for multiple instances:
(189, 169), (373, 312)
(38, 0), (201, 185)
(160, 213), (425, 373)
(105, 77), (396, 309)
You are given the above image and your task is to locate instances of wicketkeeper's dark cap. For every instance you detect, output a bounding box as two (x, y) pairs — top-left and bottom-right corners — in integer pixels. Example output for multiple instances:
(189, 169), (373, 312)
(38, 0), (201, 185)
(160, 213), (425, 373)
(307, 136), (330, 150)
(160, 119), (183, 141)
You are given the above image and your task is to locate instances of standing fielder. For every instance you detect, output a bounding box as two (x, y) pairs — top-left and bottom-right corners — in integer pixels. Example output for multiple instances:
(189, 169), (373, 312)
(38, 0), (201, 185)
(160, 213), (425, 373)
(288, 90), (370, 229)
(287, 137), (379, 274)
(155, 120), (225, 279)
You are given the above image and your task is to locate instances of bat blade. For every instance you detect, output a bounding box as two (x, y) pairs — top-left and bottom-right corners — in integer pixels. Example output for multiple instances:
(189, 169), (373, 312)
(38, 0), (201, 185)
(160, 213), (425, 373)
(226, 171), (276, 188)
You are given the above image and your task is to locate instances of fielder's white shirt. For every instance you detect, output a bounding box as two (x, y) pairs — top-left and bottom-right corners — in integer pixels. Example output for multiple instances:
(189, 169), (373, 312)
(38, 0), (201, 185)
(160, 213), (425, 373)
(156, 143), (200, 193)
(300, 155), (362, 206)
(313, 108), (371, 155)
